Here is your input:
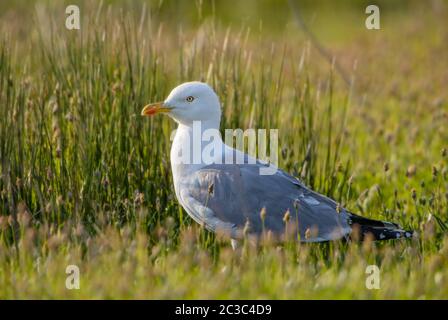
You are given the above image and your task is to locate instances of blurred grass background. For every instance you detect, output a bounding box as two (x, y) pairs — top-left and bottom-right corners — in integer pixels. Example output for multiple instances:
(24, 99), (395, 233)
(0, 0), (447, 298)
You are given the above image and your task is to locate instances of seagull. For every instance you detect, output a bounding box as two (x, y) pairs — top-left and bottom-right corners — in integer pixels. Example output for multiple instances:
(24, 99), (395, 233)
(141, 81), (413, 245)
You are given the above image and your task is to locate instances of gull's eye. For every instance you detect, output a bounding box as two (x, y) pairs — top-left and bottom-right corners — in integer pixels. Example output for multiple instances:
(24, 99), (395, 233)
(186, 96), (195, 102)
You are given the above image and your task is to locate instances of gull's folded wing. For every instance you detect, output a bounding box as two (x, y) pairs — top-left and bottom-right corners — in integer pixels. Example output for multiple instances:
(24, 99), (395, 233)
(178, 163), (352, 242)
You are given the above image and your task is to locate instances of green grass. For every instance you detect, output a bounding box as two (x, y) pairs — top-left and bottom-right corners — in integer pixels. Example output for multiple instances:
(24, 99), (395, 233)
(0, 0), (447, 299)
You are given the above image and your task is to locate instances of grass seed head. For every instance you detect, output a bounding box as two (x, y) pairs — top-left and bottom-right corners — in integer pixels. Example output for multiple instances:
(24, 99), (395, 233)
(45, 203), (52, 214)
(56, 145), (62, 158)
(406, 164), (417, 178)
(243, 219), (251, 237)
(208, 183), (214, 195)
(7, 215), (14, 227)
(293, 199), (299, 210)
(260, 207), (267, 221)
(65, 112), (74, 122)
(283, 209), (290, 223)
(102, 176), (110, 187)
(336, 203), (341, 213)
(336, 162), (343, 172)
(0, 216), (8, 230)
(432, 165), (438, 178)
(348, 175), (354, 186)
(411, 188), (417, 201)
(56, 195), (64, 207)
(51, 100), (59, 114)
(17, 211), (31, 227)
(281, 147), (288, 159)
(305, 228), (311, 240)
(134, 192), (144, 206)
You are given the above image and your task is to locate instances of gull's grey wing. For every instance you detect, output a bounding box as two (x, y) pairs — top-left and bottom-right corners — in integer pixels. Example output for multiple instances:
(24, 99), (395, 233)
(178, 163), (352, 242)
(179, 187), (242, 239)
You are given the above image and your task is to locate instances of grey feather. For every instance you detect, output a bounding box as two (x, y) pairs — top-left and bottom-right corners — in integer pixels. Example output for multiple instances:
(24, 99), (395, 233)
(177, 162), (352, 242)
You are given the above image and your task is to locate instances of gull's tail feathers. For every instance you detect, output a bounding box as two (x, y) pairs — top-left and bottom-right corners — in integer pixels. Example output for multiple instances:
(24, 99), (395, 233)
(348, 213), (414, 241)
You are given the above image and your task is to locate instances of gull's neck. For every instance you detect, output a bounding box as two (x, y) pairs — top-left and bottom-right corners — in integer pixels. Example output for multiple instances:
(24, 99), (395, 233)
(170, 118), (223, 186)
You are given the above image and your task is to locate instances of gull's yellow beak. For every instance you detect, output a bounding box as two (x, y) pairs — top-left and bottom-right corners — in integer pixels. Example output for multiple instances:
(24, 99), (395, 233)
(141, 102), (171, 116)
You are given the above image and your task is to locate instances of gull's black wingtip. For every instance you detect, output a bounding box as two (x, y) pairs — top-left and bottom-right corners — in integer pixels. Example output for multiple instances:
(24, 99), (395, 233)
(348, 213), (415, 241)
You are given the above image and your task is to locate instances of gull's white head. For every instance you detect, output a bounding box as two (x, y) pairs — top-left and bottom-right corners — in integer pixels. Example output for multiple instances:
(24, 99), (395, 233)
(141, 81), (221, 126)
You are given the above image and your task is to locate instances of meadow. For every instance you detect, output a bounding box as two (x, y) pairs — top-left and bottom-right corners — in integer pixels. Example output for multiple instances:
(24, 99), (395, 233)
(0, 0), (447, 299)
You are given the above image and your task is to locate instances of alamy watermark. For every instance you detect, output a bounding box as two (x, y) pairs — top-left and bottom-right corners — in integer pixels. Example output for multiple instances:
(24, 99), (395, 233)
(365, 265), (380, 289)
(65, 5), (80, 30)
(65, 264), (80, 290)
(170, 121), (279, 175)
(365, 5), (380, 30)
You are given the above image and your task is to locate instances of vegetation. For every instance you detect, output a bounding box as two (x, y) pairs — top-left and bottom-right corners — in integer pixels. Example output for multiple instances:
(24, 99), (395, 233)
(0, 0), (447, 299)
